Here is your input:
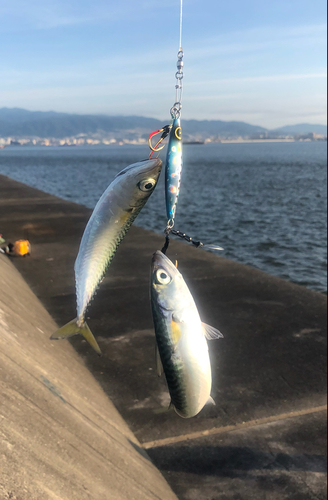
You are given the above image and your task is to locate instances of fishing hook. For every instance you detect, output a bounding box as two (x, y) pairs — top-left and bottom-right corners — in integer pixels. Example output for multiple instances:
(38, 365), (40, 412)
(148, 125), (172, 158)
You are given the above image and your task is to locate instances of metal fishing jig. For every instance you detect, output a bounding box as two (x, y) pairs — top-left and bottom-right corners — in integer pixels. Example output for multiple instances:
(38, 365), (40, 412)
(165, 117), (183, 228)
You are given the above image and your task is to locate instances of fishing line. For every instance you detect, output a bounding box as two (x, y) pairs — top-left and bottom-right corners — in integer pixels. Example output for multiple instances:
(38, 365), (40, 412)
(179, 0), (183, 50)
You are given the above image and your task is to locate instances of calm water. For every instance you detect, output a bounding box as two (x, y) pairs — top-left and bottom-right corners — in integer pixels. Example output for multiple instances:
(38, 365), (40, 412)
(0, 142), (327, 292)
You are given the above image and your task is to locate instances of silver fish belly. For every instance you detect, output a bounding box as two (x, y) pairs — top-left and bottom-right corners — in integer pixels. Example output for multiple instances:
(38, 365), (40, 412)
(151, 250), (222, 418)
(51, 158), (162, 354)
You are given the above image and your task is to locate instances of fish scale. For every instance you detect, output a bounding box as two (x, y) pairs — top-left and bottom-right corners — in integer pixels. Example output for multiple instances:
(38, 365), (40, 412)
(76, 215), (135, 316)
(153, 312), (188, 411)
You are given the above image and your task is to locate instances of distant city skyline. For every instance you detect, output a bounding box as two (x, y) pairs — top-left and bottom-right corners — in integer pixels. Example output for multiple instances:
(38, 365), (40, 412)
(0, 0), (327, 128)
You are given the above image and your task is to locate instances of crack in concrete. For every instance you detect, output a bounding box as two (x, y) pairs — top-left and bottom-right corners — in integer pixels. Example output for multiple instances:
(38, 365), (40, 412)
(142, 405), (328, 449)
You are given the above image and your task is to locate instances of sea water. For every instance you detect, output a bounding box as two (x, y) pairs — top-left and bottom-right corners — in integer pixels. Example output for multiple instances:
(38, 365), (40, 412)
(0, 141), (326, 293)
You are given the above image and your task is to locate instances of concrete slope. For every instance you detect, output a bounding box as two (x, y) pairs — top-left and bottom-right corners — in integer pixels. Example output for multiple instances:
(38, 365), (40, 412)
(0, 254), (176, 500)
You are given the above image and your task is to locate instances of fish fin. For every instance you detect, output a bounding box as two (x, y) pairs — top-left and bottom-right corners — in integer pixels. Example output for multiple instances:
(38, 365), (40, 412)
(153, 403), (174, 415)
(153, 408), (168, 415)
(51, 319), (102, 356)
(155, 343), (163, 377)
(202, 322), (224, 340)
(172, 311), (185, 323)
(171, 319), (183, 346)
(206, 396), (216, 406)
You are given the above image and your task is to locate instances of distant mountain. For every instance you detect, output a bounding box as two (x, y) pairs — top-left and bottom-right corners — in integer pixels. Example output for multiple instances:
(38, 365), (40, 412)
(272, 123), (327, 136)
(0, 107), (67, 123)
(0, 108), (161, 138)
(0, 108), (266, 139)
(0, 108), (326, 139)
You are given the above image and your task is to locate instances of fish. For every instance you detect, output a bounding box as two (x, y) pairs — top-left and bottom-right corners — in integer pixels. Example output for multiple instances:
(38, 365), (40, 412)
(150, 250), (223, 418)
(51, 158), (162, 354)
(165, 118), (183, 225)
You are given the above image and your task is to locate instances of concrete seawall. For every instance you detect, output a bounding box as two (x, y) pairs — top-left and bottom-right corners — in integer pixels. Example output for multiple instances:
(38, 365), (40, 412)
(0, 174), (327, 500)
(0, 253), (176, 499)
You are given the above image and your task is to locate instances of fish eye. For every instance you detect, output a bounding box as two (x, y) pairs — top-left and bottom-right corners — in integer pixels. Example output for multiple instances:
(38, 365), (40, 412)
(138, 179), (155, 192)
(156, 269), (171, 285)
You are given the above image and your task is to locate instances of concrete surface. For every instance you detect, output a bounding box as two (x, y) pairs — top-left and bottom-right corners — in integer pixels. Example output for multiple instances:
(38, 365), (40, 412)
(0, 173), (327, 500)
(147, 410), (327, 500)
(0, 253), (176, 498)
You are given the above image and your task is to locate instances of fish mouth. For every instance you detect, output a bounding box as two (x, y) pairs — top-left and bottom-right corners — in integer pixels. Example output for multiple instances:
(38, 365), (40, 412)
(115, 158), (162, 179)
(138, 158), (162, 177)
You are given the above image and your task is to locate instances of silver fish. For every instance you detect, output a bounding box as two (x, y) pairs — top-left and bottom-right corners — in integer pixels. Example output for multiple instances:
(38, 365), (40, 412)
(51, 158), (162, 354)
(151, 250), (223, 418)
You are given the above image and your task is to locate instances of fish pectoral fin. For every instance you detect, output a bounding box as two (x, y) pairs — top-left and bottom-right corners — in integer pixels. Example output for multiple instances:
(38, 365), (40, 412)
(172, 311), (185, 324)
(202, 322), (224, 340)
(171, 318), (183, 346)
(51, 319), (102, 356)
(206, 396), (216, 406)
(155, 343), (163, 377)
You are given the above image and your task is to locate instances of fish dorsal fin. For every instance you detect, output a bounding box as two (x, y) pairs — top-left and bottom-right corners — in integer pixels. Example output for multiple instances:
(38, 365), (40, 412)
(155, 343), (163, 377)
(202, 322), (224, 340)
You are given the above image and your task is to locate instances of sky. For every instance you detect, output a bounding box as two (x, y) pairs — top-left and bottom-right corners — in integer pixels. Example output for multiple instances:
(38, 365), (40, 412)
(0, 0), (327, 128)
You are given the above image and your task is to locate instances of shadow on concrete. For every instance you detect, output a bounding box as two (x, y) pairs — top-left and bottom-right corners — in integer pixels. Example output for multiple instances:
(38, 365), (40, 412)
(147, 445), (327, 476)
(127, 439), (153, 463)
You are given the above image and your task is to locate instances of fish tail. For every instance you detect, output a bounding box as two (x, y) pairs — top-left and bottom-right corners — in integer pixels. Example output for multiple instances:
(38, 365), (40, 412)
(50, 318), (101, 356)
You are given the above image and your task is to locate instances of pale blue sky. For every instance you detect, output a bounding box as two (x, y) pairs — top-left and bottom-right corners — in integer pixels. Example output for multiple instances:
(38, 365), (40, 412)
(0, 0), (326, 128)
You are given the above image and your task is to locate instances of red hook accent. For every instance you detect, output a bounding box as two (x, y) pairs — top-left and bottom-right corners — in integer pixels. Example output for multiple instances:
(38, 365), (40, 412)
(148, 125), (172, 158)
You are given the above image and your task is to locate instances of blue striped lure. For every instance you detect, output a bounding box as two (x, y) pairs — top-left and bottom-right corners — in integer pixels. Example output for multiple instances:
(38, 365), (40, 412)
(165, 118), (183, 225)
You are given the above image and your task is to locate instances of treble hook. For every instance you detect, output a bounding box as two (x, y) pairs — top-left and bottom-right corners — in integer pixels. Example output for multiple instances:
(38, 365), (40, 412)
(148, 125), (172, 158)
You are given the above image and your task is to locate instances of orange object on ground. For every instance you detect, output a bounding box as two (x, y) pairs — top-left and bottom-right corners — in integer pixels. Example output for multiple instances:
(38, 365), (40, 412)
(13, 240), (31, 256)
